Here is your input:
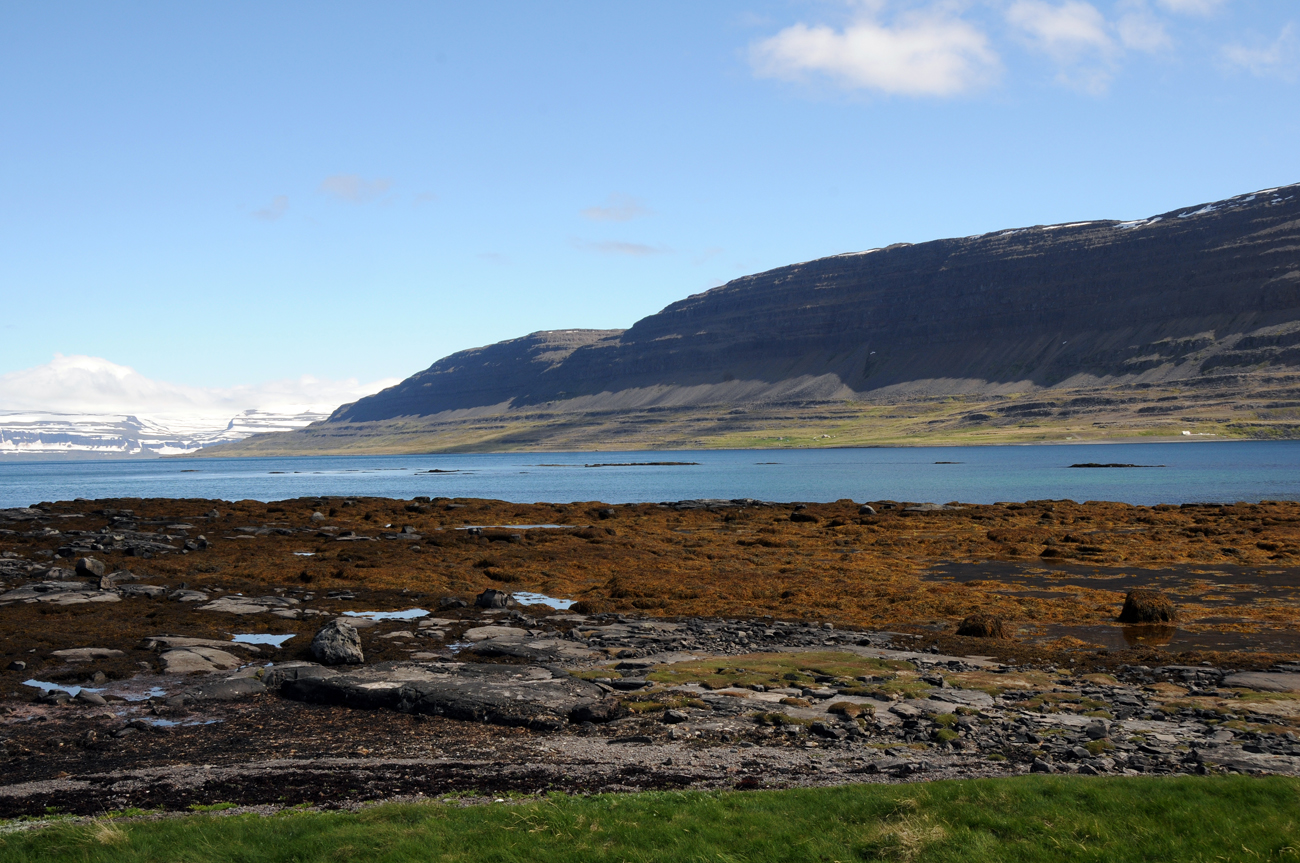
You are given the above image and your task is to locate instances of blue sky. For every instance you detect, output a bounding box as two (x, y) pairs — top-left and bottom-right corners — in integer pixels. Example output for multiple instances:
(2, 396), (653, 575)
(1, 0), (1297, 402)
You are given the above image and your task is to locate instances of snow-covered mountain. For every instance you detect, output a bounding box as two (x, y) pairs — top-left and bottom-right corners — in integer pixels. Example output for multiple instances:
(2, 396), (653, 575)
(0, 410), (330, 456)
(0, 355), (399, 458)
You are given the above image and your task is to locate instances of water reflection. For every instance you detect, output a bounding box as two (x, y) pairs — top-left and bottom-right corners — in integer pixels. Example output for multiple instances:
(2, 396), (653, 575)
(1121, 624), (1177, 648)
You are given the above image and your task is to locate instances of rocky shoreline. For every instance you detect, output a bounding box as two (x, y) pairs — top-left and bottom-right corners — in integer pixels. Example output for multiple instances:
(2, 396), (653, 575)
(3, 597), (1299, 816)
(3, 496), (1300, 814)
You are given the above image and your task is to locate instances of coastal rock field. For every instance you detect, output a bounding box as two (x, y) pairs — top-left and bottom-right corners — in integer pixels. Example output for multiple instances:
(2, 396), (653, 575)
(2, 495), (1300, 813)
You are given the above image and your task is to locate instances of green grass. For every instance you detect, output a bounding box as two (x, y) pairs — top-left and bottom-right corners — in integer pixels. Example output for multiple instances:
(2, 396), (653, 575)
(4, 776), (1299, 862)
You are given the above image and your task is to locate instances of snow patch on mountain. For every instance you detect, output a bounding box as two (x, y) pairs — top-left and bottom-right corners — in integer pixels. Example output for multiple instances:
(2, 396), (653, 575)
(0, 355), (398, 457)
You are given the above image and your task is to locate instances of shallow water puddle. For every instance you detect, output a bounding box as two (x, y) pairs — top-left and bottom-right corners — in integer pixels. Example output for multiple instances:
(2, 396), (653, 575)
(292, 551), (315, 557)
(122, 686), (168, 701)
(232, 633), (296, 647)
(453, 524), (576, 530)
(343, 608), (430, 620)
(22, 679), (100, 697)
(512, 591), (576, 609)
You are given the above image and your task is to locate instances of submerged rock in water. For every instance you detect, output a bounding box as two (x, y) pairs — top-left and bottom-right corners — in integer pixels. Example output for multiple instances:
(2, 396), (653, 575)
(311, 619), (364, 665)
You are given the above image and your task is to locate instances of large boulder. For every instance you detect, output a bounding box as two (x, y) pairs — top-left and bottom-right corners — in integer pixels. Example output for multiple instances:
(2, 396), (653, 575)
(74, 557), (106, 579)
(474, 588), (515, 608)
(311, 619), (364, 665)
(1118, 589), (1175, 623)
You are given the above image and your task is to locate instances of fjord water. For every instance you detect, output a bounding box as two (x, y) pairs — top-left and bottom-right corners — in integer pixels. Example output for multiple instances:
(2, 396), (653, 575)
(1, 441), (1298, 509)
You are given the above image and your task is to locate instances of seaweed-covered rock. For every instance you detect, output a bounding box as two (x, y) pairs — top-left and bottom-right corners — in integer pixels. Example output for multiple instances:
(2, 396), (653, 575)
(1118, 589), (1175, 623)
(955, 614), (1007, 638)
(311, 619), (364, 665)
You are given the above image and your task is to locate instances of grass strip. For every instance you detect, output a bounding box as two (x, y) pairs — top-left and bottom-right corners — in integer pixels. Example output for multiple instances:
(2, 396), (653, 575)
(2, 775), (1298, 862)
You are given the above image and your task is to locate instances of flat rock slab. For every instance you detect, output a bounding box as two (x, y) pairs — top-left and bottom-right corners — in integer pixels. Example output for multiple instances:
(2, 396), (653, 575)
(119, 585), (166, 598)
(51, 648), (123, 662)
(0, 583), (120, 605)
(281, 661), (613, 729)
(198, 596), (298, 615)
(467, 637), (596, 663)
(160, 647), (244, 674)
(929, 689), (996, 707)
(182, 677), (267, 702)
(142, 636), (261, 653)
(1224, 672), (1300, 693)
(462, 625), (529, 641)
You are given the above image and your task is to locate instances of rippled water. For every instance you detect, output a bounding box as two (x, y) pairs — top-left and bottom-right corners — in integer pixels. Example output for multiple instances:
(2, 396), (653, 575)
(2, 441), (1300, 507)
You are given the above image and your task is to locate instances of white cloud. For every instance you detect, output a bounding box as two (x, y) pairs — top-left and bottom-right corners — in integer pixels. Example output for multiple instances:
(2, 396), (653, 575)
(750, 6), (1000, 97)
(1008, 1), (1114, 63)
(581, 194), (651, 222)
(253, 195), (288, 221)
(1117, 7), (1171, 52)
(1006, 0), (1162, 92)
(1154, 0), (1225, 15)
(319, 174), (393, 204)
(0, 355), (400, 419)
(1222, 24), (1299, 81)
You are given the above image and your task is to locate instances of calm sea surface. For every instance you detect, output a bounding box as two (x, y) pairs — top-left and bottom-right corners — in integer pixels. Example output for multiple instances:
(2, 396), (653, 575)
(1, 441), (1299, 508)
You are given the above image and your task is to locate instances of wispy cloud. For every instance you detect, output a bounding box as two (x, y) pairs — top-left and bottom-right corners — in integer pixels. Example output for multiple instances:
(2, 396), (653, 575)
(1008, 2), (1114, 60)
(1222, 23), (1299, 81)
(574, 239), (666, 256)
(477, 252), (511, 264)
(1155, 0), (1224, 15)
(1116, 3), (1171, 53)
(413, 191), (437, 206)
(749, 4), (1000, 97)
(319, 174), (393, 204)
(1006, 0), (1175, 93)
(581, 194), (651, 222)
(253, 195), (288, 221)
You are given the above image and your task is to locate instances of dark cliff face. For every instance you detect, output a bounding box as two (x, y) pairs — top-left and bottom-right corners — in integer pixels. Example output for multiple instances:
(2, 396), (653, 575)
(333, 184), (1300, 423)
(327, 329), (624, 422)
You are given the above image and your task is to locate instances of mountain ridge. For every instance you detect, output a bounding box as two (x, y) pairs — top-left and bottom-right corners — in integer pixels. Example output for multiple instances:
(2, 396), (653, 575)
(202, 183), (1300, 455)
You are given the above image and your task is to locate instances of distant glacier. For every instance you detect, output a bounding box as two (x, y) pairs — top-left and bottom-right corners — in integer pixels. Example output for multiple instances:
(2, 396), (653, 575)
(0, 409), (327, 457)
